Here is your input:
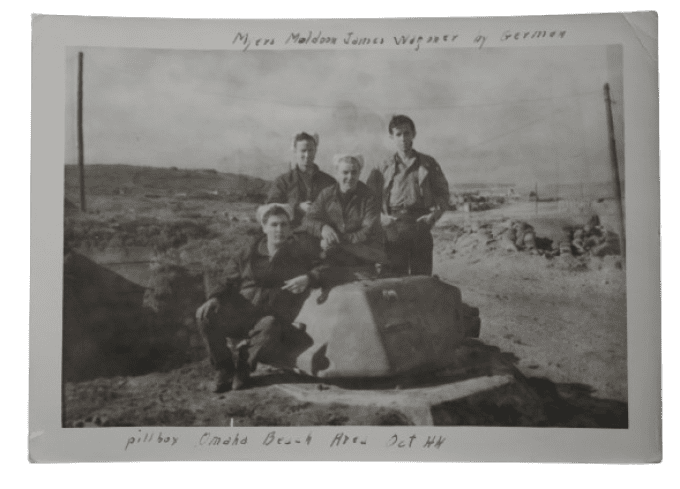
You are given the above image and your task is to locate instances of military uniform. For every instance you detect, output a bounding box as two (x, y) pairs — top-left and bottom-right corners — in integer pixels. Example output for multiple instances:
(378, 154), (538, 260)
(303, 181), (385, 267)
(366, 150), (450, 275)
(266, 164), (336, 229)
(198, 234), (327, 376)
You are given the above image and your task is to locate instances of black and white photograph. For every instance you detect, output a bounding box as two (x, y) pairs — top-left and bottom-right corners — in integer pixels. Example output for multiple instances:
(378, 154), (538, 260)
(29, 13), (660, 463)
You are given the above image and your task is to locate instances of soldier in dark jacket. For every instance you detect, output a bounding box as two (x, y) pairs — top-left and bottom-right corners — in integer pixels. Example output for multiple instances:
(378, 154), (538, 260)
(266, 132), (336, 229)
(304, 154), (385, 267)
(195, 203), (327, 393)
(366, 115), (450, 275)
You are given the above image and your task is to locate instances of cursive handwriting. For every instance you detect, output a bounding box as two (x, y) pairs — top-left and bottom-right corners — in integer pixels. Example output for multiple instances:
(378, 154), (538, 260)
(262, 430), (313, 446)
(198, 432), (248, 446)
(232, 32), (276, 52)
(125, 430), (178, 450)
(329, 431), (368, 447)
(501, 29), (567, 41)
(393, 34), (459, 51)
(387, 434), (446, 449)
(231, 30), (567, 52)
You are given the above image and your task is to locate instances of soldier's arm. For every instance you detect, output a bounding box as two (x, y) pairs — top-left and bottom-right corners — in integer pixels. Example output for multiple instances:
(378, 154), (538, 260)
(365, 166), (385, 201)
(265, 175), (288, 204)
(345, 192), (381, 245)
(430, 159), (451, 220)
(302, 191), (329, 238)
(207, 250), (244, 301)
(305, 259), (331, 289)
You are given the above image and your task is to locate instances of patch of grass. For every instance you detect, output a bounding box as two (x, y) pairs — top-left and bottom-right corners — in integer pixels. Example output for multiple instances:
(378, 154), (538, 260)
(65, 215), (217, 252)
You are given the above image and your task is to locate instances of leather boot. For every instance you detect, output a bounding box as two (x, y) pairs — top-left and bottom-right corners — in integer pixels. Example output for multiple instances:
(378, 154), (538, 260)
(232, 341), (251, 391)
(213, 368), (233, 394)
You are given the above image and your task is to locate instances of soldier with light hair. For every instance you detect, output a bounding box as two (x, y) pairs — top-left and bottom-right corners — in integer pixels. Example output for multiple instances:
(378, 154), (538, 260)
(303, 154), (385, 268)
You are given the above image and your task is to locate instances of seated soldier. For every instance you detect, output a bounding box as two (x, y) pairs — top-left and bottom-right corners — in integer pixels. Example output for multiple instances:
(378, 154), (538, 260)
(195, 203), (326, 393)
(303, 154), (386, 273)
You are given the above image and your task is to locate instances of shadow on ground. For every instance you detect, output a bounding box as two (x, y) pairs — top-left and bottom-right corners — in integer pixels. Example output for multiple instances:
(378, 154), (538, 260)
(245, 340), (628, 428)
(63, 266), (627, 431)
(429, 376), (627, 428)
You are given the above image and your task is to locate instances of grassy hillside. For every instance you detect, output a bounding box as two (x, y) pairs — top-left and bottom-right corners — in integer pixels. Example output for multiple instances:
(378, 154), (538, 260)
(65, 164), (271, 202)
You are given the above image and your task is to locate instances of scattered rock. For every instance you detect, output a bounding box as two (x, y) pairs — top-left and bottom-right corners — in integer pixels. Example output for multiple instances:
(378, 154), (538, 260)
(566, 218), (621, 257)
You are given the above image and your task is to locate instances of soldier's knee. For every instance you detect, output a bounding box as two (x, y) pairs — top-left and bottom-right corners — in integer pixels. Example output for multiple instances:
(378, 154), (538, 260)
(196, 308), (222, 334)
(250, 316), (279, 336)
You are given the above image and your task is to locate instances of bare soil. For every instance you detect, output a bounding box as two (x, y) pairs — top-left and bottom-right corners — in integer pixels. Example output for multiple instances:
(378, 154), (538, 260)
(63, 194), (627, 428)
(432, 205), (626, 403)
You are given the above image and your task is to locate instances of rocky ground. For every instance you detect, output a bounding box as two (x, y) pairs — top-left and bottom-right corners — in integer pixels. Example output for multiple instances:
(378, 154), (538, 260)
(63, 206), (628, 428)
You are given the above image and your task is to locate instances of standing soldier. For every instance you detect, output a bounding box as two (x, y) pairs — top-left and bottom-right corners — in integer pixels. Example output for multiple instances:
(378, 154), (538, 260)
(367, 115), (450, 276)
(266, 132), (336, 230)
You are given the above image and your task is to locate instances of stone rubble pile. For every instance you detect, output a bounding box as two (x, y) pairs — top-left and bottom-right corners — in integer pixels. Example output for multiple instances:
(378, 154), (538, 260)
(445, 215), (621, 259)
(558, 215), (621, 258)
(490, 220), (539, 252)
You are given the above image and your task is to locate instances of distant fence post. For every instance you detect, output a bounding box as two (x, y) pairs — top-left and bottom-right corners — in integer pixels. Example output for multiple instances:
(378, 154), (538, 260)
(534, 182), (538, 215)
(604, 83), (625, 261)
(78, 52), (86, 212)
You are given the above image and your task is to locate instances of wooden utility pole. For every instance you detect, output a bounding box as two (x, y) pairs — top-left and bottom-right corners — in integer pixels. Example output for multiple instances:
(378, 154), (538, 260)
(604, 83), (625, 261)
(77, 52), (86, 212)
(534, 181), (538, 215)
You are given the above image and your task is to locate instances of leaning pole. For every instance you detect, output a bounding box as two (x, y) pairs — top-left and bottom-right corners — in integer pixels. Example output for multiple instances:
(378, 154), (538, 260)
(77, 52), (86, 212)
(604, 83), (625, 262)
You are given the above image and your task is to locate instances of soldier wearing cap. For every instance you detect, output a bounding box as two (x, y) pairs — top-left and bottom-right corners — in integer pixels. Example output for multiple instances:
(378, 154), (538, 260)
(367, 115), (450, 276)
(195, 203), (327, 393)
(303, 154), (385, 270)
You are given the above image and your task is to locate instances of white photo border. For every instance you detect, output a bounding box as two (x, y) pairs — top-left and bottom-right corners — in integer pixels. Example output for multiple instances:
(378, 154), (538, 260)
(29, 12), (660, 463)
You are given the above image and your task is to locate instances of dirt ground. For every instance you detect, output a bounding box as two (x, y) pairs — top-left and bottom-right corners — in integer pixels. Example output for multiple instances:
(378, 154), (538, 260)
(63, 201), (628, 428)
(433, 233), (627, 403)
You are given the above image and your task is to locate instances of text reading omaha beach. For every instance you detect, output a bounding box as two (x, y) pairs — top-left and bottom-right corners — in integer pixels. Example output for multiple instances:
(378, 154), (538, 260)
(124, 430), (446, 451)
(232, 29), (568, 51)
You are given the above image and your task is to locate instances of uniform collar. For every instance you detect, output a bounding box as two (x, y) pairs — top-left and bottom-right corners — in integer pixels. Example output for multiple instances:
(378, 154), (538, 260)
(294, 163), (319, 178)
(394, 150), (419, 169)
(333, 181), (361, 199)
(255, 234), (294, 259)
(391, 150), (430, 186)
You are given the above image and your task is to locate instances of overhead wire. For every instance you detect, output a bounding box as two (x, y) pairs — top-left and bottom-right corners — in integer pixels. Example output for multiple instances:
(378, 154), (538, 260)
(454, 107), (571, 155)
(218, 89), (601, 111)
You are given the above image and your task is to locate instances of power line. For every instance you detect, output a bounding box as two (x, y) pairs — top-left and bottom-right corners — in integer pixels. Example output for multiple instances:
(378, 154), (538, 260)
(455, 107), (569, 154)
(223, 105), (574, 173)
(218, 90), (600, 111)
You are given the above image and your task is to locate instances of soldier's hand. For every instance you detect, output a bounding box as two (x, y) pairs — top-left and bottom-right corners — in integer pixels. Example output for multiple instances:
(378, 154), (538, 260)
(196, 298), (220, 322)
(381, 213), (397, 227)
(417, 213), (436, 228)
(321, 225), (340, 245)
(299, 201), (312, 213)
(282, 274), (310, 294)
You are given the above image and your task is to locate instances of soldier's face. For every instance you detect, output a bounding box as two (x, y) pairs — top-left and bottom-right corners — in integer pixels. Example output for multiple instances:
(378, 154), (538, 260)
(293, 140), (316, 171)
(336, 161), (360, 193)
(390, 124), (415, 154)
(262, 214), (292, 247)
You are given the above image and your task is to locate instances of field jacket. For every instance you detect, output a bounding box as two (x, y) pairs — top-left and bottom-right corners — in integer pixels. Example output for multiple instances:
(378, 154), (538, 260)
(303, 181), (383, 250)
(366, 150), (450, 215)
(266, 164), (336, 227)
(208, 234), (327, 323)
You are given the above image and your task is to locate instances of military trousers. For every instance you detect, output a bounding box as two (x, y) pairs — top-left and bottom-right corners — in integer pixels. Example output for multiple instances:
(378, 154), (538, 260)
(384, 219), (434, 276)
(197, 293), (291, 374)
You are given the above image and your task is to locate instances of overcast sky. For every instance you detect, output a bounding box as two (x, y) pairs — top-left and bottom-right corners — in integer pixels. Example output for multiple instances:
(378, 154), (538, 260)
(65, 46), (623, 187)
